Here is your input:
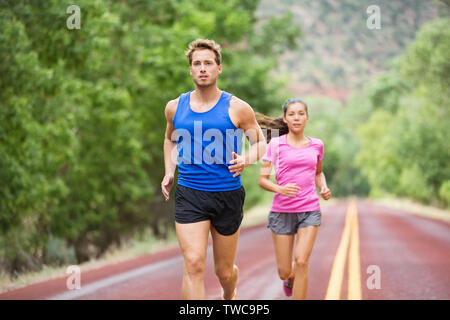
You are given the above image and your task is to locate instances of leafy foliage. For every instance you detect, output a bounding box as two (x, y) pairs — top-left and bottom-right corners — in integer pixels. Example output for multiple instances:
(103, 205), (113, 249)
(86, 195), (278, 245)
(0, 0), (301, 273)
(356, 18), (450, 206)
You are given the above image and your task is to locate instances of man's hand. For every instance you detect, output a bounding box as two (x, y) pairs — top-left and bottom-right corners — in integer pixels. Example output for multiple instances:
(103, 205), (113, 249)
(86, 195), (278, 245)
(161, 174), (174, 202)
(319, 186), (331, 200)
(228, 152), (248, 178)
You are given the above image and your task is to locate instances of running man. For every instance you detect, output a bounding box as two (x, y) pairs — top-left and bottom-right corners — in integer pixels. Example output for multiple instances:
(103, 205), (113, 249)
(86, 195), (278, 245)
(257, 98), (331, 299)
(161, 39), (266, 300)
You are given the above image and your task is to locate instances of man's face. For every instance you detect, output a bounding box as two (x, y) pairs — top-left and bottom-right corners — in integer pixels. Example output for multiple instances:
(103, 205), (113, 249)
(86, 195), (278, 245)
(190, 49), (222, 88)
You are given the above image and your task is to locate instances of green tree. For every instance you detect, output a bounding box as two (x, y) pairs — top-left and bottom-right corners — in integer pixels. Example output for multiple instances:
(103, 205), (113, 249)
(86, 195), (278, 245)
(356, 18), (450, 207)
(0, 0), (302, 274)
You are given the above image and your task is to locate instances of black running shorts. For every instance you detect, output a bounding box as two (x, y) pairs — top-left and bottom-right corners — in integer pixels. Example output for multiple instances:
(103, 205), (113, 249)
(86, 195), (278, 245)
(174, 185), (245, 236)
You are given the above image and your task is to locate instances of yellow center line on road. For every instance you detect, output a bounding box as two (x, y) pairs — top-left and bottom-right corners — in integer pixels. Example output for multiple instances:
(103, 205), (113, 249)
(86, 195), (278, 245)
(324, 200), (353, 299)
(325, 199), (362, 300)
(348, 201), (362, 300)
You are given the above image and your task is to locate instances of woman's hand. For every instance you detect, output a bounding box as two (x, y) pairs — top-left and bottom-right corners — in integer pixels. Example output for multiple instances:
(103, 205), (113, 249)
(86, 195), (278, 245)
(320, 186), (331, 200)
(277, 183), (301, 198)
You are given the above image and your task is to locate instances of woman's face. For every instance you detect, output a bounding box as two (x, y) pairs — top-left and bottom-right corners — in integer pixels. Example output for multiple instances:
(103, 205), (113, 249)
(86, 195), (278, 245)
(283, 102), (309, 133)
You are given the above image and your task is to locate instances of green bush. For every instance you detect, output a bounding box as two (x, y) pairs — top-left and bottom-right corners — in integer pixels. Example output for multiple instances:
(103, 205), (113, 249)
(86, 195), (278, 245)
(439, 181), (450, 208)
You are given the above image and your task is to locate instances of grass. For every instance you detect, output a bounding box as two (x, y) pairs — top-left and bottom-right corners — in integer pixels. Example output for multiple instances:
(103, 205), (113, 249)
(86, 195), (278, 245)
(0, 228), (179, 294)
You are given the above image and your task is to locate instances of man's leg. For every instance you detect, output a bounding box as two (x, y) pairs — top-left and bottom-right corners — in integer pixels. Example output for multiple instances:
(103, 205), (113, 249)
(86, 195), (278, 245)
(210, 225), (240, 300)
(175, 220), (210, 299)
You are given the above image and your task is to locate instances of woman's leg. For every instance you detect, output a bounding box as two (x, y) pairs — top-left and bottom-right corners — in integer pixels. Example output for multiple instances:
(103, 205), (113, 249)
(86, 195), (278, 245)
(293, 225), (319, 300)
(271, 233), (296, 280)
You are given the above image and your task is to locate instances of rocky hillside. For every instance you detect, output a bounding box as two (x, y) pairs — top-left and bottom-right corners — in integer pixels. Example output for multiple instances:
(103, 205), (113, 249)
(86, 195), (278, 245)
(257, 0), (448, 100)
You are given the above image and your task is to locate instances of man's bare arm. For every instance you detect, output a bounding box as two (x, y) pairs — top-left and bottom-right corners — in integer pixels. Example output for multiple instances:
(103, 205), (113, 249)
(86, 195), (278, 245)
(228, 97), (267, 177)
(161, 99), (178, 201)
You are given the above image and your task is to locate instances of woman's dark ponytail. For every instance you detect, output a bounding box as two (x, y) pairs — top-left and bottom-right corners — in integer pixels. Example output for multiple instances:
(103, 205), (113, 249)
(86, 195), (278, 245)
(256, 98), (308, 143)
(255, 112), (288, 143)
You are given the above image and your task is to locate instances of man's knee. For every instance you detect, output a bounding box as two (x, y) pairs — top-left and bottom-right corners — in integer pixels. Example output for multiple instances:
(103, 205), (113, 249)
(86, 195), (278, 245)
(184, 254), (206, 276)
(215, 265), (235, 282)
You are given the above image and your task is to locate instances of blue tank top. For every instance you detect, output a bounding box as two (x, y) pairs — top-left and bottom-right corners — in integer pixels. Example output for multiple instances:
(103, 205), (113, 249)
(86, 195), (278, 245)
(173, 90), (243, 191)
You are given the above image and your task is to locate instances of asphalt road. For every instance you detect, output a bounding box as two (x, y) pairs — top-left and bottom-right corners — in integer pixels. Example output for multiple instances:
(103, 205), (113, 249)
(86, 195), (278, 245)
(1, 199), (449, 300)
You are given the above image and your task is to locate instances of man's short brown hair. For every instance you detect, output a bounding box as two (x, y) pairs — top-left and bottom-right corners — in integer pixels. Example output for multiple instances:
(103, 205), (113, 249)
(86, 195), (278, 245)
(185, 39), (222, 66)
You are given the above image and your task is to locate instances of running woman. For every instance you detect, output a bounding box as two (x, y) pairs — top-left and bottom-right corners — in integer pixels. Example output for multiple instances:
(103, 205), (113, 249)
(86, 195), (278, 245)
(161, 39), (266, 300)
(257, 98), (331, 300)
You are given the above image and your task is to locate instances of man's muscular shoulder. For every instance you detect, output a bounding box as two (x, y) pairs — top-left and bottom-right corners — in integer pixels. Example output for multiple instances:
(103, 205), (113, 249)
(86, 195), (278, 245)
(229, 95), (255, 128)
(229, 95), (252, 111)
(165, 97), (179, 122)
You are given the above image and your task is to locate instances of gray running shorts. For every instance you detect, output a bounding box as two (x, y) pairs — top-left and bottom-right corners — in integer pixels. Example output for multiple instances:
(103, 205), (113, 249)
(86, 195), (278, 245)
(267, 211), (321, 235)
